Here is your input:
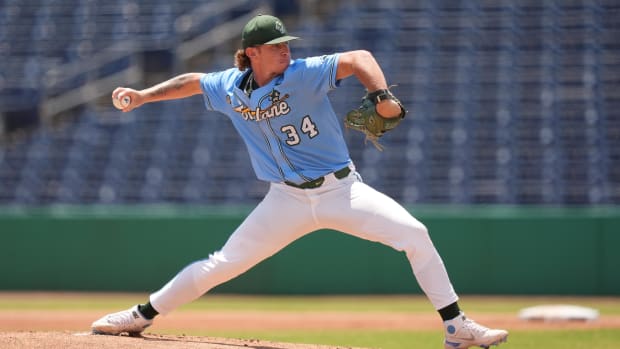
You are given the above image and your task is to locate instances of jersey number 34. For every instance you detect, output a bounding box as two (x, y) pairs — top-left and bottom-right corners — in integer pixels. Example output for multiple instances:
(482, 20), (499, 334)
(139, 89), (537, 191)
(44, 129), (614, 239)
(281, 115), (319, 146)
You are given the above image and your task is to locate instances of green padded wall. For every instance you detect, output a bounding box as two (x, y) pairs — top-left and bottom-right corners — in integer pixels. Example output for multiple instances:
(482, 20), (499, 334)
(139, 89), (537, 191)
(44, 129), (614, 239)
(0, 205), (618, 295)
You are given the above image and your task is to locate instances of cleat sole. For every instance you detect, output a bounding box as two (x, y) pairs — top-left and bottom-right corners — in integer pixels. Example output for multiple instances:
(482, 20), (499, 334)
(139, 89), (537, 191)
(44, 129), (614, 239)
(91, 330), (119, 336)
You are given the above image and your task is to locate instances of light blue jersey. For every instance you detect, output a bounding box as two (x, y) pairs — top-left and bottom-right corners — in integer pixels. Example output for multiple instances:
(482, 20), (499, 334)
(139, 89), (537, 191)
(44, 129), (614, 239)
(200, 54), (351, 184)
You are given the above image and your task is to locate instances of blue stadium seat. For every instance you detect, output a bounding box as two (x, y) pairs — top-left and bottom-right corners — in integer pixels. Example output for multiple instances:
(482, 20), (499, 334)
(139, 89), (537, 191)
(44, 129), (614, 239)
(0, 0), (619, 205)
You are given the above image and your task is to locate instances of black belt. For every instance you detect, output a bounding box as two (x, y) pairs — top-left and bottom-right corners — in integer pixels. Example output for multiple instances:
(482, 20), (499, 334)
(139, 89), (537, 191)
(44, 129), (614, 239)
(284, 166), (351, 189)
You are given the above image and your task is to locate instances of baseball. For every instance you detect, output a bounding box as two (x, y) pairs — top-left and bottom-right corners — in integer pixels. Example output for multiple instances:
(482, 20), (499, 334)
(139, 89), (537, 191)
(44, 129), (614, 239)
(112, 95), (131, 110)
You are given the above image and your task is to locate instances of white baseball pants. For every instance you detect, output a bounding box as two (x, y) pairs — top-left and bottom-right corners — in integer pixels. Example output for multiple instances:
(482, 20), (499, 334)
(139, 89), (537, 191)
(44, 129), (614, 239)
(151, 166), (458, 314)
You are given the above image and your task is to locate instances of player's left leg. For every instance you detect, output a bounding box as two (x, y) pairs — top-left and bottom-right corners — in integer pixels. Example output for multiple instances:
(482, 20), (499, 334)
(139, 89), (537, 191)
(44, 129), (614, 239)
(315, 174), (508, 348)
(316, 175), (458, 309)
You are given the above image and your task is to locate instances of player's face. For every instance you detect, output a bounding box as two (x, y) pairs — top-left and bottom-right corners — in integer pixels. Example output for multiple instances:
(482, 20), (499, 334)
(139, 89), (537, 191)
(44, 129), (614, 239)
(254, 42), (291, 74)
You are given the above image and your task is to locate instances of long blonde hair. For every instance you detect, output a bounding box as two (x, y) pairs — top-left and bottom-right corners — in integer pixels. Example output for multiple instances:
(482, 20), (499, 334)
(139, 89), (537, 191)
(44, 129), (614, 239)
(234, 49), (251, 71)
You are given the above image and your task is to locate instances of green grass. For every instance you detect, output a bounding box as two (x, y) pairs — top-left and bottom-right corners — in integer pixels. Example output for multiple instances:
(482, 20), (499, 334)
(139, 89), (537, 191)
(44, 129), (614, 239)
(1, 293), (618, 349)
(0, 292), (151, 310)
(4, 293), (619, 313)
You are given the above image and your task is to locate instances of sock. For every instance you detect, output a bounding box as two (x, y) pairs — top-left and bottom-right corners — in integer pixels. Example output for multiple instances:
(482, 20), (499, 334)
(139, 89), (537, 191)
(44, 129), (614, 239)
(438, 302), (461, 321)
(137, 302), (159, 320)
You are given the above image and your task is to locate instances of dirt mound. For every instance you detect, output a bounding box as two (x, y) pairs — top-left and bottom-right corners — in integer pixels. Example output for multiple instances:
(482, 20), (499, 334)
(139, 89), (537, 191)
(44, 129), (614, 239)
(0, 331), (366, 349)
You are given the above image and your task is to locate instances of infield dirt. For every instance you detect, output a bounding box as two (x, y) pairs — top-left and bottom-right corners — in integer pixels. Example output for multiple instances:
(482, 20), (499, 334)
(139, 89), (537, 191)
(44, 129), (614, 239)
(1, 293), (619, 349)
(2, 310), (620, 349)
(0, 331), (368, 349)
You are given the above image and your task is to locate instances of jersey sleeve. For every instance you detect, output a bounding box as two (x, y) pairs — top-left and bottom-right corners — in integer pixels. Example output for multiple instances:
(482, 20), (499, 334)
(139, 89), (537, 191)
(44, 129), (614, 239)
(200, 70), (234, 113)
(300, 53), (341, 95)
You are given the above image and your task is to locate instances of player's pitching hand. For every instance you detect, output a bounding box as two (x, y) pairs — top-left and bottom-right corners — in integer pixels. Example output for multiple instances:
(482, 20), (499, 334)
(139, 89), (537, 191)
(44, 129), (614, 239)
(112, 87), (142, 112)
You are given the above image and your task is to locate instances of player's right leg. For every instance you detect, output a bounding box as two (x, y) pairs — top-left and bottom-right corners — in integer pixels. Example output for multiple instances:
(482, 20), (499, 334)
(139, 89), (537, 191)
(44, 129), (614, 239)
(91, 305), (153, 336)
(92, 183), (317, 335)
(147, 184), (316, 315)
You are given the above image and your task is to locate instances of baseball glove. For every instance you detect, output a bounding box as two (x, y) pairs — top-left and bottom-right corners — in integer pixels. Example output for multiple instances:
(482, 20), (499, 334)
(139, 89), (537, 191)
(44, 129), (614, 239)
(344, 88), (406, 150)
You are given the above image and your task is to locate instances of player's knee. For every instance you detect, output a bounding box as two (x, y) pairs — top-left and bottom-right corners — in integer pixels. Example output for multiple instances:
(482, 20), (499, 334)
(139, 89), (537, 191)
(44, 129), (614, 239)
(411, 220), (430, 238)
(386, 221), (429, 253)
(404, 221), (435, 250)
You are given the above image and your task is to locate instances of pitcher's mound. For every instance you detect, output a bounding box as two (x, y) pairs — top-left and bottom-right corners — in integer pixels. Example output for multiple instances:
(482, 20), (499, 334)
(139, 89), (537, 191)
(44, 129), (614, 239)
(0, 331), (366, 349)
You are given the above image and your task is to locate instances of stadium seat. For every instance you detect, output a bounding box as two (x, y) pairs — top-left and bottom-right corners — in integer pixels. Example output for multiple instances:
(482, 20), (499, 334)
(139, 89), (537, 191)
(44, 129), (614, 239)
(0, 0), (618, 205)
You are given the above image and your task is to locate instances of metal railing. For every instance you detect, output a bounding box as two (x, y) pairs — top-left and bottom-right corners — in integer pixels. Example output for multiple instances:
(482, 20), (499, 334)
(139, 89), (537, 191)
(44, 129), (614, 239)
(39, 0), (269, 120)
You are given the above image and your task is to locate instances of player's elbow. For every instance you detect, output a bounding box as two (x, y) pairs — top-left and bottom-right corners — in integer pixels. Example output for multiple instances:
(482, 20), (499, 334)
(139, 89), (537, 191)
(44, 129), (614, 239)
(348, 50), (376, 68)
(337, 50), (376, 80)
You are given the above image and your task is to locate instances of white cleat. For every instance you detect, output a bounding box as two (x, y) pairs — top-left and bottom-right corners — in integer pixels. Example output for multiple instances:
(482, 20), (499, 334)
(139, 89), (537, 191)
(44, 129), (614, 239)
(91, 305), (153, 336)
(443, 312), (508, 348)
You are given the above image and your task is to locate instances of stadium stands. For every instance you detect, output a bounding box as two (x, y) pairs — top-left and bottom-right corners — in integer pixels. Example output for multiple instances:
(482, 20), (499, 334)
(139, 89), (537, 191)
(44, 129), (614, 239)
(0, 0), (618, 205)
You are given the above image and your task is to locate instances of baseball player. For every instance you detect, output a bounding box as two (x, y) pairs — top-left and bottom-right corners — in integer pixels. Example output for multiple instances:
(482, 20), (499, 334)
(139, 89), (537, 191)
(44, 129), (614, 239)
(92, 14), (508, 349)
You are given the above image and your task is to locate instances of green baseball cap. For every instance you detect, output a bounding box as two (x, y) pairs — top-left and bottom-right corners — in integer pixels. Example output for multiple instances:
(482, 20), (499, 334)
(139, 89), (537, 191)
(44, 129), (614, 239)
(242, 14), (299, 49)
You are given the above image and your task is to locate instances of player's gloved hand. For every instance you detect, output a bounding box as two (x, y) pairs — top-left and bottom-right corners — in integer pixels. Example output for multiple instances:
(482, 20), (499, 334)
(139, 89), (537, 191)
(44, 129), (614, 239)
(344, 88), (406, 150)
